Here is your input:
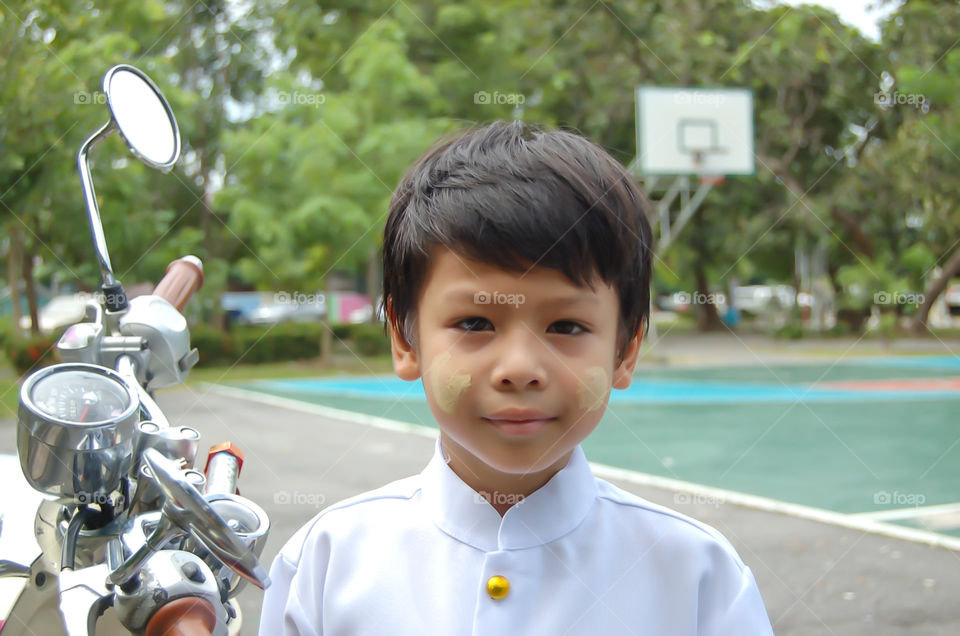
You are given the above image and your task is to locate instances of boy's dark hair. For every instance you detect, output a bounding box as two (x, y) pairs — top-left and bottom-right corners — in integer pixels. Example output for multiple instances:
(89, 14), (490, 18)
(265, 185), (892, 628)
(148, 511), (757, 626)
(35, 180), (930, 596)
(379, 120), (654, 365)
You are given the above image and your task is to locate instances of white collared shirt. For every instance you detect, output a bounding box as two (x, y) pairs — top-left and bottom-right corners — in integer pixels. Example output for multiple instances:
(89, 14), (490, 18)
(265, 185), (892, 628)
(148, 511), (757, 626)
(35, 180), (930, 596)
(259, 440), (774, 635)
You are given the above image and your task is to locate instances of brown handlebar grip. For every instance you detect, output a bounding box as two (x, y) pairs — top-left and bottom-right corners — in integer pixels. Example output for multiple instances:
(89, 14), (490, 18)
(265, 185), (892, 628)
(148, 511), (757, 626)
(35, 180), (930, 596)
(145, 597), (217, 636)
(153, 256), (204, 312)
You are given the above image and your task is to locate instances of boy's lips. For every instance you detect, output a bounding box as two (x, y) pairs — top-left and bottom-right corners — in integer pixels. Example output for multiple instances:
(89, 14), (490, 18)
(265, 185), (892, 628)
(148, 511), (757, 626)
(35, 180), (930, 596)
(482, 412), (558, 436)
(485, 408), (554, 421)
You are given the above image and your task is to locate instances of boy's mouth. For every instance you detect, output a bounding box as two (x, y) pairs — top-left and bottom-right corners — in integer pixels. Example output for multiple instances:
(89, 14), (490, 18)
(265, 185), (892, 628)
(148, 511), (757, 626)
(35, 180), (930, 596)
(482, 415), (558, 436)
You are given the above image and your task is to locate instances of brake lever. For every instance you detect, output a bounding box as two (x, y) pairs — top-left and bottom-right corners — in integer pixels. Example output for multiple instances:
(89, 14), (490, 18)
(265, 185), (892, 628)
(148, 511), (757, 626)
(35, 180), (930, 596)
(57, 563), (113, 636)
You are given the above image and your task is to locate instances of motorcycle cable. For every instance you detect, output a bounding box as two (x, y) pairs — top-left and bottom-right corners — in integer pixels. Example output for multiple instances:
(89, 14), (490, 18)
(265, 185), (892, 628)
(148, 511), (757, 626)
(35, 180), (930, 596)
(60, 505), (98, 571)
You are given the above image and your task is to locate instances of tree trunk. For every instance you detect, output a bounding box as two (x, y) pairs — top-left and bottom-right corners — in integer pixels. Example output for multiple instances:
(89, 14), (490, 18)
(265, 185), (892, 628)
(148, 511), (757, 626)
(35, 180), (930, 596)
(23, 246), (39, 335)
(829, 207), (874, 259)
(320, 283), (333, 365)
(910, 244), (960, 333)
(365, 247), (380, 325)
(7, 224), (23, 334)
(694, 261), (723, 331)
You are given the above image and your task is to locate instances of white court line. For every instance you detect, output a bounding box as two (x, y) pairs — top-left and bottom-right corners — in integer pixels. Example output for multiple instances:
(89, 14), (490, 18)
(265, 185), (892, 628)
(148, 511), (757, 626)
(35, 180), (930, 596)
(851, 501), (960, 522)
(206, 383), (960, 552)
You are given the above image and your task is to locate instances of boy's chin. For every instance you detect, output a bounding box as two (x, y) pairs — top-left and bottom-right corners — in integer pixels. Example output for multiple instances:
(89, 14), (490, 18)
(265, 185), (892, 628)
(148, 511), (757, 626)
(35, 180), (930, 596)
(465, 442), (574, 477)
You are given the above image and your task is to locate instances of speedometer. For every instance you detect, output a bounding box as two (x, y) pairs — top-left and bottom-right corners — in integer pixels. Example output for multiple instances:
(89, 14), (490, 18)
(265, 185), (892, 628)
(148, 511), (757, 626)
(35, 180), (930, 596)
(30, 368), (132, 423)
(18, 363), (140, 499)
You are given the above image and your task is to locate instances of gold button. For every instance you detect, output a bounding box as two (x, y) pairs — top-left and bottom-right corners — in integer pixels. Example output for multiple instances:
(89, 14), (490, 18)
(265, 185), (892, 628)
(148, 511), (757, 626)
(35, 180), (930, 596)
(486, 575), (510, 600)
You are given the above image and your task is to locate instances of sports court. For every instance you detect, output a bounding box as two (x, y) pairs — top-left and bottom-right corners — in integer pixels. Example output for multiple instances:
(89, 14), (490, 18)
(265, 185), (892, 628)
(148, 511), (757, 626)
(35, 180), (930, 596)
(232, 353), (960, 541)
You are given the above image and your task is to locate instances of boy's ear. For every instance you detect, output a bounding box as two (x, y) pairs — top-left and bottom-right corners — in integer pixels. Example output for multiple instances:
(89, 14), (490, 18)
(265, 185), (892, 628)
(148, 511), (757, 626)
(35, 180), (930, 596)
(612, 329), (643, 390)
(389, 316), (421, 381)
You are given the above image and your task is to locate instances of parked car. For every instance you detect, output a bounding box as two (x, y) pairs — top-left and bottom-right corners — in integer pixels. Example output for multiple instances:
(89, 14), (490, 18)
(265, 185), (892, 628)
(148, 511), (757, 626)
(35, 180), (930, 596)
(732, 284), (797, 315)
(243, 296), (326, 326)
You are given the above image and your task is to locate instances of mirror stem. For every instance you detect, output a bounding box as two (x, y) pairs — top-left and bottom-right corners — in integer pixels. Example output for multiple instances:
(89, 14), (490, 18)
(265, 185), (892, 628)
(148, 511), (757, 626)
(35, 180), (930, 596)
(77, 120), (118, 287)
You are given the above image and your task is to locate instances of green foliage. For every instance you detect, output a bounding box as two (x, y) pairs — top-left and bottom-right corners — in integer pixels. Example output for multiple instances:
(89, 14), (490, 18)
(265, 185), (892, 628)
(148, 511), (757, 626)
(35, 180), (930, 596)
(4, 0), (960, 339)
(5, 334), (59, 375)
(350, 323), (393, 357)
(191, 322), (389, 366)
(191, 323), (237, 368)
(231, 324), (322, 365)
(774, 321), (805, 341)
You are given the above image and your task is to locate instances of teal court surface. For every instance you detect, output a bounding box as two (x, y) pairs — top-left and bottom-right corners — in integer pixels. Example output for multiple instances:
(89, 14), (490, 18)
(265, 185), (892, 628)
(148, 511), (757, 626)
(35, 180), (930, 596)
(231, 355), (960, 539)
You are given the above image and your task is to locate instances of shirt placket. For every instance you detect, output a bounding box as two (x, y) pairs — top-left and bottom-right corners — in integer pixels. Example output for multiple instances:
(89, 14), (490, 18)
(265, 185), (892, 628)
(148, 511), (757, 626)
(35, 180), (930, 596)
(472, 549), (526, 635)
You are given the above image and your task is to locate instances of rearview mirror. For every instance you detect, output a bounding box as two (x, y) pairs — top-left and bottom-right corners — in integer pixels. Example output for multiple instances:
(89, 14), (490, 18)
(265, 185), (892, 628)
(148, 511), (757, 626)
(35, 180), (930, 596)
(77, 64), (182, 292)
(103, 65), (180, 170)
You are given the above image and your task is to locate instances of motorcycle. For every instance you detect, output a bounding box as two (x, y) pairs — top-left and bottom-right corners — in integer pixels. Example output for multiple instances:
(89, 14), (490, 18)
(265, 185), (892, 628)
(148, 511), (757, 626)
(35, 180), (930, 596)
(0, 64), (270, 635)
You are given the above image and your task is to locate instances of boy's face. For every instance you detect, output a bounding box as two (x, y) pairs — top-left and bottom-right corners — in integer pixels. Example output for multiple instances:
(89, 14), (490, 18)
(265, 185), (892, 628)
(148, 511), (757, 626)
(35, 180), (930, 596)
(390, 245), (642, 491)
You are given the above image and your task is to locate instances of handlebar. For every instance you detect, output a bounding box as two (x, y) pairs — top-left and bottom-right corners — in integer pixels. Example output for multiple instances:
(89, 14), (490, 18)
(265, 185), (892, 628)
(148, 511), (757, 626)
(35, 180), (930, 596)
(204, 442), (244, 495)
(153, 255), (204, 311)
(144, 597), (216, 636)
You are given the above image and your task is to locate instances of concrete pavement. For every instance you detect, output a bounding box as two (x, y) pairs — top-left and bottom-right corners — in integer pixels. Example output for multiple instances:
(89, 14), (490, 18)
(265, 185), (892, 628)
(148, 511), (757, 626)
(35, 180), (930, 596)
(1, 381), (957, 634)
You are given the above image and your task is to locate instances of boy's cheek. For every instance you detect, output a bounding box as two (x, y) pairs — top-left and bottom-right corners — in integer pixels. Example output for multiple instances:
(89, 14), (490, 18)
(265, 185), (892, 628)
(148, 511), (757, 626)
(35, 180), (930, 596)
(578, 366), (609, 412)
(428, 350), (472, 414)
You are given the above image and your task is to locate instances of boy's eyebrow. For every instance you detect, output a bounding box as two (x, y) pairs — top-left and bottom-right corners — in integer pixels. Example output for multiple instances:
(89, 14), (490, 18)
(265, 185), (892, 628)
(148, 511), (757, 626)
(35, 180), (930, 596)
(441, 289), (593, 306)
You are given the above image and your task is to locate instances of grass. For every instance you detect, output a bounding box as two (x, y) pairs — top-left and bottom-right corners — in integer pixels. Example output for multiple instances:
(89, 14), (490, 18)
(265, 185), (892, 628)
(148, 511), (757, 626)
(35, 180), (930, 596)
(185, 353), (395, 386)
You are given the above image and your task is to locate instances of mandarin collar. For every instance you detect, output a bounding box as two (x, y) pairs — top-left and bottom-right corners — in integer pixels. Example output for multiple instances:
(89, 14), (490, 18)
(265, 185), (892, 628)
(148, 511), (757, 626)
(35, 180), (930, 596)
(420, 438), (598, 551)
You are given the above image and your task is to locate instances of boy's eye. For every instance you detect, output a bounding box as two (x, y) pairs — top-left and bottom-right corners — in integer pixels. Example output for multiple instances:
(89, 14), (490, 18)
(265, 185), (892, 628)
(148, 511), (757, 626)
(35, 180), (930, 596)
(456, 317), (492, 332)
(454, 317), (586, 335)
(551, 321), (586, 335)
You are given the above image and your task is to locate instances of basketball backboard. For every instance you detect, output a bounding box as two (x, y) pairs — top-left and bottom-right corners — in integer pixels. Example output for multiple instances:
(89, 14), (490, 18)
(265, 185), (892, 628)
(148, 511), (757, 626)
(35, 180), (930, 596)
(636, 86), (754, 176)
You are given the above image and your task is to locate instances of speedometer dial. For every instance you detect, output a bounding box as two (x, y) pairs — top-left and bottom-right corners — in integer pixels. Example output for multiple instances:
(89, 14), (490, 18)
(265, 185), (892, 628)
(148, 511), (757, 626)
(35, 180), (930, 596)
(31, 368), (132, 423)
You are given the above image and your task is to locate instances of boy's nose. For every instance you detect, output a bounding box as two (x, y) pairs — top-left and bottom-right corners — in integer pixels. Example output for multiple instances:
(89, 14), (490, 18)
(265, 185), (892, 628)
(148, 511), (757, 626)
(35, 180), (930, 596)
(489, 326), (549, 389)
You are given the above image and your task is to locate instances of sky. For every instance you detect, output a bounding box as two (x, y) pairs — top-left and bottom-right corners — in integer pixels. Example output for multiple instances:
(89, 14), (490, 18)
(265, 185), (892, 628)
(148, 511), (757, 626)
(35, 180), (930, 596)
(761, 0), (902, 40)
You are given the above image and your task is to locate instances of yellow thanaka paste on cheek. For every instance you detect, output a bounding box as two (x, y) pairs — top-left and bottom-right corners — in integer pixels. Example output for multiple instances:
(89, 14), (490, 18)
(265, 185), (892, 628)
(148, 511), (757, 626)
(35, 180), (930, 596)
(578, 366), (609, 412)
(430, 351), (472, 413)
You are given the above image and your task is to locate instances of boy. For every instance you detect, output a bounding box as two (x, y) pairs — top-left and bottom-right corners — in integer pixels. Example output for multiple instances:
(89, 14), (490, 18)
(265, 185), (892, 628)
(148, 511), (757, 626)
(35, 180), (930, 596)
(259, 121), (774, 634)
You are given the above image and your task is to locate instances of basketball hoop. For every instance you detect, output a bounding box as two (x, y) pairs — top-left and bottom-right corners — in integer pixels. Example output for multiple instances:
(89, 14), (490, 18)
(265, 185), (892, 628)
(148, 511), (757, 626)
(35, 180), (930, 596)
(635, 86), (754, 177)
(690, 150), (725, 186)
(634, 86), (753, 254)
